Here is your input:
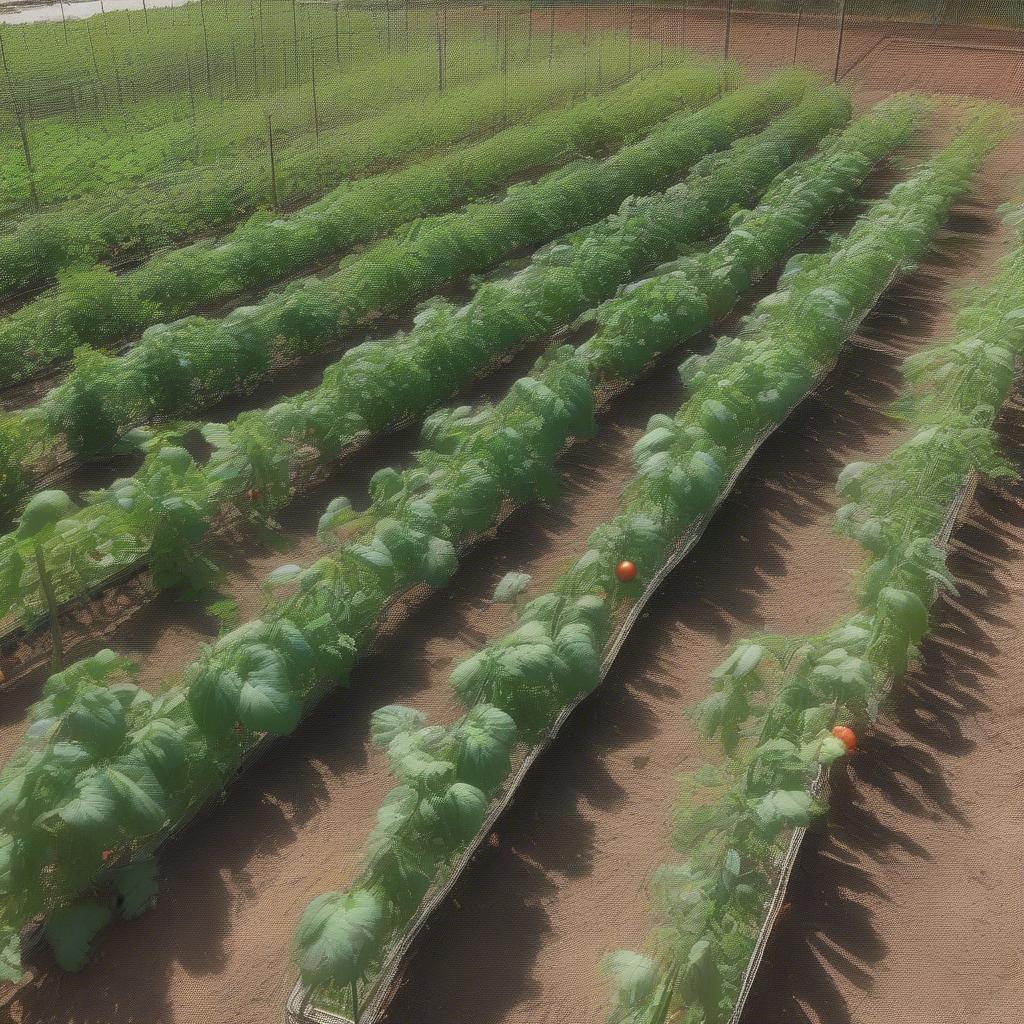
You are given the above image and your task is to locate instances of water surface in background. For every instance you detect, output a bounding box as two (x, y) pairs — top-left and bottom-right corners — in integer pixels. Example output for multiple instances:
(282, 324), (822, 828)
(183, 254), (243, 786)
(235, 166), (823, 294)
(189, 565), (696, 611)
(0, 0), (189, 25)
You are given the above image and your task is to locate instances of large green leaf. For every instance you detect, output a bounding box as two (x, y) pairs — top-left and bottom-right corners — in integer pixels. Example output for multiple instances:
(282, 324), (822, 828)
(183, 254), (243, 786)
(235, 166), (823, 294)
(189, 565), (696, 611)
(753, 788), (816, 836)
(0, 926), (21, 983)
(493, 571), (531, 604)
(17, 489), (78, 540)
(106, 767), (168, 833)
(58, 770), (118, 837)
(186, 662), (243, 736)
(448, 651), (492, 703)
(554, 622), (601, 695)
(385, 730), (455, 794)
(292, 889), (385, 989)
(237, 676), (301, 735)
(421, 536), (457, 588)
(601, 949), (660, 1012)
(65, 687), (128, 755)
(432, 782), (489, 844)
(452, 705), (516, 794)
(370, 706), (427, 750)
(127, 719), (187, 791)
(44, 902), (112, 972)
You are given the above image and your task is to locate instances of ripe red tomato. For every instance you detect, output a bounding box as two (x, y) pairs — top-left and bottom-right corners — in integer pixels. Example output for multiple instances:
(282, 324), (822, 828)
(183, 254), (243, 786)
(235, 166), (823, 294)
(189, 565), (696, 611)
(832, 725), (857, 752)
(615, 560), (637, 583)
(101, 849), (114, 862)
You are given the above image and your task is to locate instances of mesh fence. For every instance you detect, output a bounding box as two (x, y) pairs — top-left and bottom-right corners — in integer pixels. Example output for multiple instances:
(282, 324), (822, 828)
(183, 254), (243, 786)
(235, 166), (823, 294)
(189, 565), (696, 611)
(0, 1), (1021, 228)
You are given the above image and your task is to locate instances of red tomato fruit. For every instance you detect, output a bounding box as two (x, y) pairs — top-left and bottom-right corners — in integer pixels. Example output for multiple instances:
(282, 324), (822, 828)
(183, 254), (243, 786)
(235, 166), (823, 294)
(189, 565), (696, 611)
(615, 560), (637, 582)
(832, 725), (857, 752)
(101, 849), (114, 862)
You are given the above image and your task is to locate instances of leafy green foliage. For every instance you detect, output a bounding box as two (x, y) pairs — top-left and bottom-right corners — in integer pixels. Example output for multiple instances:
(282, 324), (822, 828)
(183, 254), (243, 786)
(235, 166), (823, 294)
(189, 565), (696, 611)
(291, 889), (386, 990)
(0, 67), (727, 390)
(0, 64), (742, 510)
(0, 75), (832, 625)
(0, 26), (661, 299)
(493, 572), (532, 604)
(290, 702), (513, 999)
(0, 85), (883, 990)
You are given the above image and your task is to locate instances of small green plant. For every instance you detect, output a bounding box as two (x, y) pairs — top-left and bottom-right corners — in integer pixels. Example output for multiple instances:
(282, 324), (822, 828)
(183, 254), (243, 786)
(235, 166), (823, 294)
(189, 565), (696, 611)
(11, 490), (78, 670)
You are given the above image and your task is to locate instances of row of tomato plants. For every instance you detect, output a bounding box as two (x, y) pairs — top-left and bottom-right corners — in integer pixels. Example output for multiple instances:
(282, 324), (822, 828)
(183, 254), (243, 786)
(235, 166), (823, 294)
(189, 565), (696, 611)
(0, 86), (863, 983)
(0, 64), (725, 398)
(0, 66), (771, 521)
(600, 113), (1007, 1024)
(283, 98), (931, 1021)
(0, 40), (620, 306)
(0, 63), (763, 508)
(0, 74), (825, 645)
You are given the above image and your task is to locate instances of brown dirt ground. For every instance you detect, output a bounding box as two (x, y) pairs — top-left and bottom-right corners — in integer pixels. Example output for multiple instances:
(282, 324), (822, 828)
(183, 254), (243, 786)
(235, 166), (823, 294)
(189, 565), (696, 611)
(3, 12), (1024, 1024)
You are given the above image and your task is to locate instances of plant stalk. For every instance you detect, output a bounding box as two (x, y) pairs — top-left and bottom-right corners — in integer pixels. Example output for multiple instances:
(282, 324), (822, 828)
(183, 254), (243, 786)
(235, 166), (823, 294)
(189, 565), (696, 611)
(34, 540), (64, 671)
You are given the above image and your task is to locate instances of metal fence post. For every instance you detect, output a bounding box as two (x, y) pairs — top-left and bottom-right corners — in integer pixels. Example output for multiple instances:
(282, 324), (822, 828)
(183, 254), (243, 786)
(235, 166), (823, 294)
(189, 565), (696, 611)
(833, 0), (848, 82)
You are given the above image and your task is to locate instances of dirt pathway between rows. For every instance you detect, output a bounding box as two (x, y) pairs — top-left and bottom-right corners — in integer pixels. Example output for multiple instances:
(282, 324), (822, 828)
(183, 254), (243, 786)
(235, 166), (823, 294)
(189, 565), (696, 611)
(376, 170), (1011, 1023)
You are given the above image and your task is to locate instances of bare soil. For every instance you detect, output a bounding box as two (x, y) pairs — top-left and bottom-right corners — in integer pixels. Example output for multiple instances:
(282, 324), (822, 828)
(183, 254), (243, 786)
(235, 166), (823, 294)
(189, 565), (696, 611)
(3, 12), (1024, 1024)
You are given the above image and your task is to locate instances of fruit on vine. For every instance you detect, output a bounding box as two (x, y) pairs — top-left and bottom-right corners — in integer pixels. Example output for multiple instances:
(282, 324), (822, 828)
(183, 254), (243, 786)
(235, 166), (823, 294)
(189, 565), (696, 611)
(615, 560), (637, 582)
(832, 725), (857, 752)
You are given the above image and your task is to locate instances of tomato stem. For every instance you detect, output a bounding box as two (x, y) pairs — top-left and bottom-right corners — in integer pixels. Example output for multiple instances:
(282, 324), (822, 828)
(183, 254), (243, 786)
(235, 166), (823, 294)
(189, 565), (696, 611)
(34, 539), (64, 672)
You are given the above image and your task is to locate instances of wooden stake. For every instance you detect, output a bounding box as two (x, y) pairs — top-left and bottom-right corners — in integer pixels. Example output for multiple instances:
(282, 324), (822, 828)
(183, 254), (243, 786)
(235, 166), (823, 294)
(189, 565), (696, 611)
(266, 111), (279, 210)
(833, 0), (847, 82)
(16, 112), (39, 211)
(310, 13), (320, 142)
(198, 0), (213, 98)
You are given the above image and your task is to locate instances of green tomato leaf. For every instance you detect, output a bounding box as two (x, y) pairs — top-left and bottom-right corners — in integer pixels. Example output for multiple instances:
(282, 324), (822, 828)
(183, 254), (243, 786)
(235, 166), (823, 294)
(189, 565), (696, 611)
(493, 571), (531, 604)
(753, 788), (816, 836)
(44, 901), (112, 972)
(292, 889), (386, 989)
(110, 858), (159, 919)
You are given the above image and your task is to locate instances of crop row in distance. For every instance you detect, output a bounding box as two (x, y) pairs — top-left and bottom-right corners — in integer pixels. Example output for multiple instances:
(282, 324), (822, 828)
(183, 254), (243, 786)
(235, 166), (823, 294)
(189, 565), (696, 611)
(0, 3), (629, 216)
(0, 63), (721, 396)
(0, 73), (809, 649)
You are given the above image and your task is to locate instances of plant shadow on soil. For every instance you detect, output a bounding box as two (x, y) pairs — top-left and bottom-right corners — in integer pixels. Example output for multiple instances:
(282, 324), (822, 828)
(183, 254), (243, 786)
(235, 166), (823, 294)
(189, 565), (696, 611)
(737, 400), (1024, 1024)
